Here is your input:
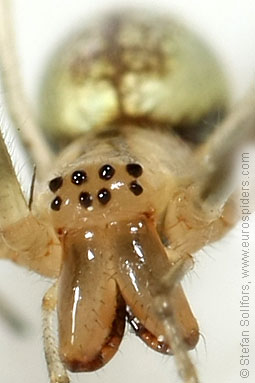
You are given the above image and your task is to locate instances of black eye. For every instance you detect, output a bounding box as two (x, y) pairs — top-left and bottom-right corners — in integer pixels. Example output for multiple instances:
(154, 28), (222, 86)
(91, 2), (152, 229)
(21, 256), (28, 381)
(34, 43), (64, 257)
(71, 170), (87, 185)
(49, 176), (63, 192)
(126, 163), (143, 177)
(99, 164), (115, 180)
(97, 188), (111, 205)
(129, 181), (143, 196)
(79, 192), (93, 208)
(51, 196), (62, 211)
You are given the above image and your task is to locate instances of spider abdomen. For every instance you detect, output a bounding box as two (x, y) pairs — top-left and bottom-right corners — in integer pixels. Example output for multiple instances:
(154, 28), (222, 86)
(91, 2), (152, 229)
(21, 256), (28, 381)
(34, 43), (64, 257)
(40, 10), (229, 149)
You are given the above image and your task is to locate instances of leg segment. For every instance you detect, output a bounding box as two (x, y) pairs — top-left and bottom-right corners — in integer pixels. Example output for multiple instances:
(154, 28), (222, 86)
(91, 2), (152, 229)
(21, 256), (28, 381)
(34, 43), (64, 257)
(196, 91), (255, 211)
(153, 255), (199, 383)
(42, 283), (69, 383)
(0, 0), (54, 179)
(0, 128), (28, 228)
(0, 126), (61, 277)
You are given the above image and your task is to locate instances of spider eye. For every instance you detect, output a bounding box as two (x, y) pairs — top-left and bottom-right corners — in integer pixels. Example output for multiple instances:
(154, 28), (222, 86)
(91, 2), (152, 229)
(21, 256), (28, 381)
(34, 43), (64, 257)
(51, 196), (62, 211)
(79, 192), (93, 208)
(49, 176), (63, 192)
(129, 181), (143, 196)
(99, 164), (115, 180)
(71, 170), (87, 185)
(97, 188), (111, 205)
(126, 163), (143, 177)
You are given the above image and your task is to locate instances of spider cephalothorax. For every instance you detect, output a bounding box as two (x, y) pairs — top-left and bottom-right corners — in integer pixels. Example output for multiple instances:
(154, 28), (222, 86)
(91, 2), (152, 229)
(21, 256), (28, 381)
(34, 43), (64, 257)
(43, 132), (201, 372)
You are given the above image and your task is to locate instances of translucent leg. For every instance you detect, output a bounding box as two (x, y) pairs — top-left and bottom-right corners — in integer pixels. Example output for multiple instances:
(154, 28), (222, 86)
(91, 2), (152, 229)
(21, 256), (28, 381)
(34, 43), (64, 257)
(0, 0), (54, 179)
(42, 283), (69, 383)
(0, 128), (28, 228)
(153, 255), (199, 383)
(196, 91), (255, 210)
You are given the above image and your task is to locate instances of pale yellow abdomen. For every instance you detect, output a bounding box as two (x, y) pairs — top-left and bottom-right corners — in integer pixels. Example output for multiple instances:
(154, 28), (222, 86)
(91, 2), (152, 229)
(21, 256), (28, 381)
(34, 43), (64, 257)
(39, 10), (229, 149)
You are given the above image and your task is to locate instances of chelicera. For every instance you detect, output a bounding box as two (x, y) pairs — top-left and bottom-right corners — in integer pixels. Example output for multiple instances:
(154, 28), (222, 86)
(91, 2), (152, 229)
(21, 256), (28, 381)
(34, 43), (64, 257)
(0, 3), (254, 383)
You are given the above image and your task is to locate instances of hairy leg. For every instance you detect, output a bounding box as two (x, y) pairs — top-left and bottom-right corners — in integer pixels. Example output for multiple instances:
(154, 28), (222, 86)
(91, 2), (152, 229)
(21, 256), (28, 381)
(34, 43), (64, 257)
(42, 283), (69, 383)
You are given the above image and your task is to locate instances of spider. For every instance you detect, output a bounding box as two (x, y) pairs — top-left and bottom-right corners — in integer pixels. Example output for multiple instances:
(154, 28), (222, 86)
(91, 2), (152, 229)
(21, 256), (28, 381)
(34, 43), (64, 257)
(0, 0), (254, 383)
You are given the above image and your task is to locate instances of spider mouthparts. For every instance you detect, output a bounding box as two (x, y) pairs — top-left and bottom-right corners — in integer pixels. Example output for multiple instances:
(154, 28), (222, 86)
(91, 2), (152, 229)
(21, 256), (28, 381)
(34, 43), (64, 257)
(56, 217), (199, 372)
(57, 228), (126, 372)
(109, 217), (199, 353)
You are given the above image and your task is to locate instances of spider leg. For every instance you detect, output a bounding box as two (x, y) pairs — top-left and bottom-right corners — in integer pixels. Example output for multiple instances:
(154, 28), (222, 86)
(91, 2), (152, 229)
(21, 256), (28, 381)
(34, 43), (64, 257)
(42, 283), (69, 383)
(153, 253), (199, 383)
(0, 126), (28, 228)
(0, 127), (61, 277)
(196, 91), (255, 212)
(0, 0), (54, 179)
(163, 92), (255, 258)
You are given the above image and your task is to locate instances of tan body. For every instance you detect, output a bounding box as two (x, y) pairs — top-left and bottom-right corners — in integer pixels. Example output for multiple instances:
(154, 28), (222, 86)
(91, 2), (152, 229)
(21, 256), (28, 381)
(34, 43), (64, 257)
(1, 123), (235, 372)
(0, 6), (254, 383)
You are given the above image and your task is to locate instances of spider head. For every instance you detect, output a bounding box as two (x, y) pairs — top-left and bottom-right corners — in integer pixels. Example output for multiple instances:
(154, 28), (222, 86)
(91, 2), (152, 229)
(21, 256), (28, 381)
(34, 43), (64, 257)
(43, 162), (199, 372)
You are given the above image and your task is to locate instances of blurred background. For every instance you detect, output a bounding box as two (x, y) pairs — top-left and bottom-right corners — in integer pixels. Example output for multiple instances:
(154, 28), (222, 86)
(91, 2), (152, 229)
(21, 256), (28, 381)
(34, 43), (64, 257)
(0, 1), (255, 383)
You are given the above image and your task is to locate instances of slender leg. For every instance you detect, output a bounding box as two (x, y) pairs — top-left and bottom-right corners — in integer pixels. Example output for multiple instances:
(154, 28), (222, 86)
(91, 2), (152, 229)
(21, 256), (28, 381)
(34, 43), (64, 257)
(196, 91), (255, 210)
(0, 0), (54, 179)
(0, 127), (28, 228)
(154, 254), (199, 383)
(42, 283), (69, 383)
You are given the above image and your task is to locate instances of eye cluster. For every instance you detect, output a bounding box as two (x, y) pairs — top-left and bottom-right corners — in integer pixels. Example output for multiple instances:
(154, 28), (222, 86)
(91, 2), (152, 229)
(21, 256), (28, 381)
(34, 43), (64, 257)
(49, 163), (143, 211)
